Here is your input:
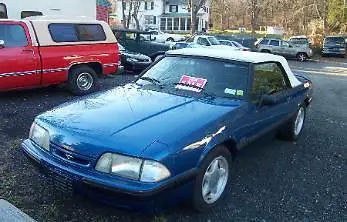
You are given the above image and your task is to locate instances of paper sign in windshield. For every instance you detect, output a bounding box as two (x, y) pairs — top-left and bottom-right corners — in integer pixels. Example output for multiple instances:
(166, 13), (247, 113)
(176, 75), (207, 92)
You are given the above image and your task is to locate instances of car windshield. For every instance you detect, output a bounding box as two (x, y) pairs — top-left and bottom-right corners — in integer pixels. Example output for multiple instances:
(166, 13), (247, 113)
(208, 37), (220, 45)
(136, 56), (249, 99)
(324, 37), (345, 46)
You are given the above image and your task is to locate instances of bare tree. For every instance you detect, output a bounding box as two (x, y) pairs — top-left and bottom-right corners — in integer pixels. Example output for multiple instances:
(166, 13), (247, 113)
(188, 0), (208, 34)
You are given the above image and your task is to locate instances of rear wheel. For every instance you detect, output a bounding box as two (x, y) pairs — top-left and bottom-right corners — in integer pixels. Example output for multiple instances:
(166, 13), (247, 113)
(278, 106), (306, 141)
(297, 52), (308, 62)
(192, 145), (232, 211)
(68, 66), (98, 95)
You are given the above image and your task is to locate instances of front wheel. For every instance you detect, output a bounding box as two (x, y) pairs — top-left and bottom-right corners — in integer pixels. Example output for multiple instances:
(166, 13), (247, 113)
(192, 145), (232, 211)
(68, 66), (98, 95)
(278, 106), (306, 141)
(297, 52), (308, 62)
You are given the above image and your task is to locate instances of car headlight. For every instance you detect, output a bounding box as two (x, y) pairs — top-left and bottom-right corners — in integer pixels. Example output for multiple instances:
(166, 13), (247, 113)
(29, 122), (50, 151)
(126, 57), (139, 63)
(95, 153), (171, 182)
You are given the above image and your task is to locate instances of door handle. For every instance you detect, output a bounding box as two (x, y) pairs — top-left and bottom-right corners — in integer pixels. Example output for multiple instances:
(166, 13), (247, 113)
(22, 49), (34, 53)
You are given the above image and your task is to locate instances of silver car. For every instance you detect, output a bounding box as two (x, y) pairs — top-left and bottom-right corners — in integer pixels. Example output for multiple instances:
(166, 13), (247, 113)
(256, 38), (313, 62)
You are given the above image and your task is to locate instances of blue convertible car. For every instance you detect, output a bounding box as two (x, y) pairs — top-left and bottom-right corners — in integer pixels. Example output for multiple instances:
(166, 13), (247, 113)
(22, 48), (312, 211)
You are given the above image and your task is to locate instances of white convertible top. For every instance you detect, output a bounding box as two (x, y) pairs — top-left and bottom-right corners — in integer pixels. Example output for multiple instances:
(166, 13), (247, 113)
(167, 48), (302, 87)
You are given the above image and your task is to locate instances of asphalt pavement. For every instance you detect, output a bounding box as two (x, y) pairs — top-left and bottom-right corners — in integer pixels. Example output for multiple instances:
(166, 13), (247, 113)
(0, 60), (346, 222)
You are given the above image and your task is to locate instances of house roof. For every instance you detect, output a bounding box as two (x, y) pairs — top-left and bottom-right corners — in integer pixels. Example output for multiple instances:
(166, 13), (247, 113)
(166, 48), (302, 87)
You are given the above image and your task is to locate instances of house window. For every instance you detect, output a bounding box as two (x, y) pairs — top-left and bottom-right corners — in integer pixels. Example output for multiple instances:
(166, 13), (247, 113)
(169, 5), (178, 13)
(167, 18), (173, 30)
(0, 3), (7, 19)
(180, 18), (185, 30)
(122, 2), (126, 10)
(160, 18), (166, 30)
(173, 18), (179, 30)
(21, 11), (43, 19)
(145, 15), (156, 25)
(145, 2), (154, 10)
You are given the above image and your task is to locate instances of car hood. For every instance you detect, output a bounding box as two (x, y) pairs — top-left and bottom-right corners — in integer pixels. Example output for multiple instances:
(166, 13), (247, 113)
(37, 85), (241, 158)
(121, 50), (151, 61)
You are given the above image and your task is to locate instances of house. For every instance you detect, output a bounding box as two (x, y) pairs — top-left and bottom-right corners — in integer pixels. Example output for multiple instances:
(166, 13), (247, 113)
(115, 0), (210, 33)
(0, 0), (111, 22)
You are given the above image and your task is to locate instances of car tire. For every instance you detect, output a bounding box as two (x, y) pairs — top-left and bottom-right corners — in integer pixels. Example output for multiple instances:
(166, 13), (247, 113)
(192, 145), (232, 212)
(68, 66), (99, 95)
(166, 37), (174, 42)
(297, 52), (308, 62)
(278, 105), (306, 141)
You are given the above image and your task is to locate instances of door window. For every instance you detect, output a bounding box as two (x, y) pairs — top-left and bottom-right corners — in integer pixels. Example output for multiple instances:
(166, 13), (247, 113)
(0, 3), (7, 18)
(252, 63), (289, 102)
(281, 41), (290, 47)
(269, 40), (280, 46)
(0, 24), (28, 47)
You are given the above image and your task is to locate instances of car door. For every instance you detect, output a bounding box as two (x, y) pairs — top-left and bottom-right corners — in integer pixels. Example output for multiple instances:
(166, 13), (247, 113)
(280, 41), (296, 57)
(0, 22), (40, 90)
(245, 62), (297, 140)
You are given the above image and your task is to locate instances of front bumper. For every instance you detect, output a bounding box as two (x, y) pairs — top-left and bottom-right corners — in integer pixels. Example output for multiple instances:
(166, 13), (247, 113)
(322, 49), (346, 56)
(21, 139), (196, 210)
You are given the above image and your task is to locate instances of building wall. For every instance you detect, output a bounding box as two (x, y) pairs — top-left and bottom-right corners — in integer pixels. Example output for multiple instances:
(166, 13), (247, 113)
(115, 0), (209, 32)
(96, 0), (112, 22)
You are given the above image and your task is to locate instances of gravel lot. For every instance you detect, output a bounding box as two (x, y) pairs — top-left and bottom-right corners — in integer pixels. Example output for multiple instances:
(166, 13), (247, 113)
(0, 60), (346, 222)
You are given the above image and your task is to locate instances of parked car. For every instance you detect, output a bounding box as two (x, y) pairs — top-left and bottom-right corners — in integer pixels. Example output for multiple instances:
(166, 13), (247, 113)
(170, 42), (204, 50)
(22, 48), (312, 211)
(118, 43), (152, 73)
(219, 40), (250, 51)
(256, 38), (313, 62)
(113, 29), (170, 61)
(0, 17), (120, 95)
(322, 36), (346, 58)
(288, 35), (311, 48)
(186, 35), (237, 50)
(149, 30), (186, 43)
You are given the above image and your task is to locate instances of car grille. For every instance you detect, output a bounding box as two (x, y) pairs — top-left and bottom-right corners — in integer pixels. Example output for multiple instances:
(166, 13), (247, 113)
(50, 142), (92, 166)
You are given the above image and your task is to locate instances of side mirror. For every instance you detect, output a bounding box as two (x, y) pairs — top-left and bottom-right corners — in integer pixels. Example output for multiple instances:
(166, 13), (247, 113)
(0, 40), (5, 48)
(260, 94), (278, 106)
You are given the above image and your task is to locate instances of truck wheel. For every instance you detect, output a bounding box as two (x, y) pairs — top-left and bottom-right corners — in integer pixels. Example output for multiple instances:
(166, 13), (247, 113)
(68, 66), (98, 95)
(192, 145), (232, 211)
(278, 106), (306, 141)
(297, 53), (308, 62)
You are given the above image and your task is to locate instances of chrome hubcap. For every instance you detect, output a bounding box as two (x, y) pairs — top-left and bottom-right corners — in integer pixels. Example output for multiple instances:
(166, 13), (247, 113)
(294, 107), (305, 136)
(299, 54), (305, 61)
(201, 156), (229, 204)
(77, 73), (93, 91)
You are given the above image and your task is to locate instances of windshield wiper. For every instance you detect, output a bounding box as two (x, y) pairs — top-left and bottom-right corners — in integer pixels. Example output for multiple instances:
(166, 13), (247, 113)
(139, 76), (161, 85)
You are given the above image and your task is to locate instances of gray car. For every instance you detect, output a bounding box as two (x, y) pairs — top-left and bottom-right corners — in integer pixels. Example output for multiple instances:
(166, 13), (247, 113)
(255, 38), (313, 62)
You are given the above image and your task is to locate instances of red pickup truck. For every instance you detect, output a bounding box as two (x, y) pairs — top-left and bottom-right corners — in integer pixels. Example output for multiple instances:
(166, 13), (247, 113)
(0, 17), (120, 95)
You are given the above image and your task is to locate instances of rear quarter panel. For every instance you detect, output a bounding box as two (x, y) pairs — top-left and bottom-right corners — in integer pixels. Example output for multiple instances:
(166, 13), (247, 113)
(39, 43), (119, 85)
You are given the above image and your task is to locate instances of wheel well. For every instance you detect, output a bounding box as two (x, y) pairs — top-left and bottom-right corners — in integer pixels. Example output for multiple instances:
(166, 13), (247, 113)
(69, 62), (103, 77)
(222, 139), (238, 158)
